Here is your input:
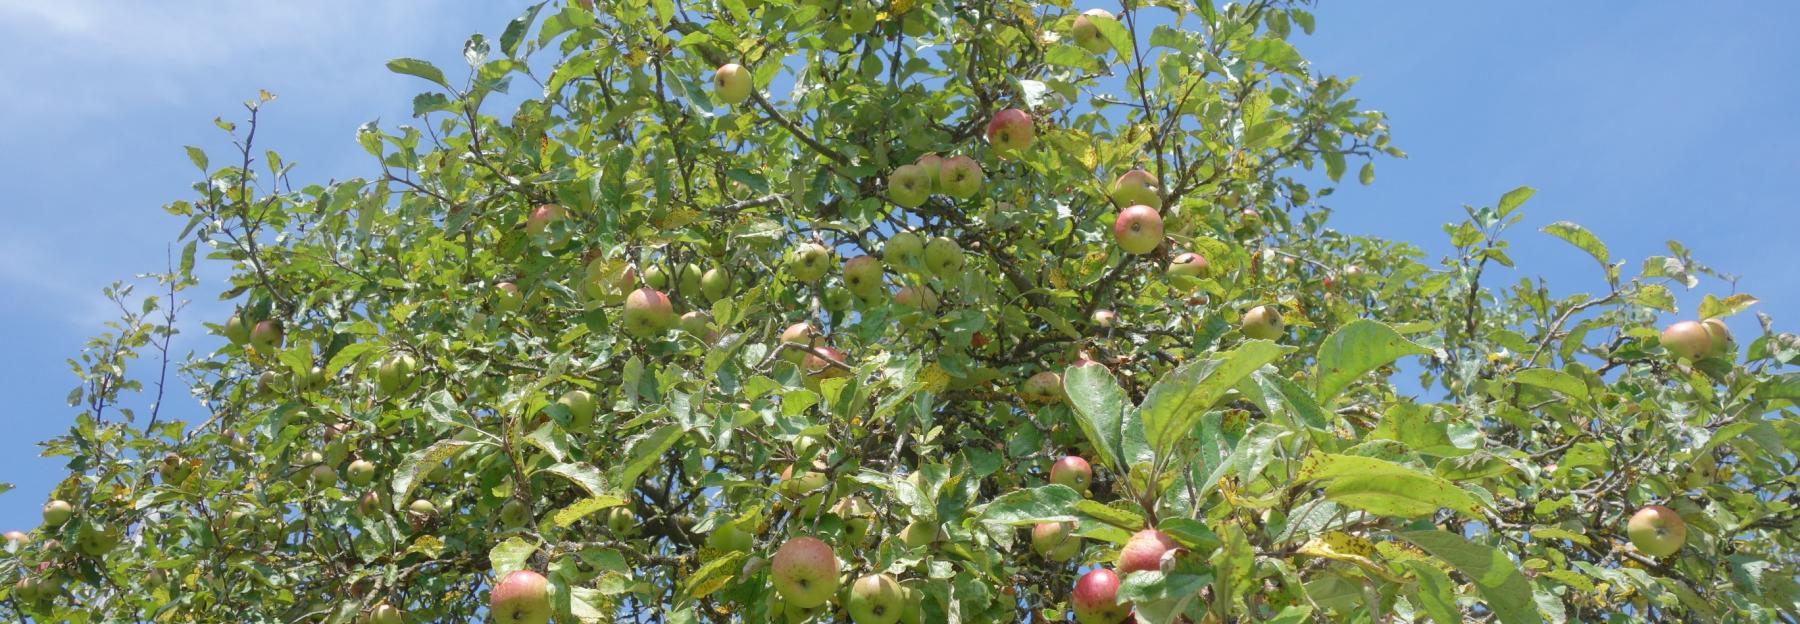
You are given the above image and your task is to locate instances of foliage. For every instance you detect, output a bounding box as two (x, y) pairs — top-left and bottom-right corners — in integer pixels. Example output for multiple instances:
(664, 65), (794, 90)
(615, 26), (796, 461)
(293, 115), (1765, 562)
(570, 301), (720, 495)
(4, 0), (1798, 622)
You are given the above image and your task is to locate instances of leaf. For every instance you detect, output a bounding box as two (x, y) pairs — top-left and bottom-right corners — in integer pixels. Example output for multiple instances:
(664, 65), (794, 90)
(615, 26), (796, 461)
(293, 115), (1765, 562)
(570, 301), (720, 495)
(385, 58), (451, 89)
(1241, 370), (1328, 431)
(1497, 185), (1536, 215)
(489, 536), (538, 578)
(551, 495), (627, 528)
(1512, 368), (1589, 400)
(500, 2), (546, 57)
(1401, 559), (1462, 624)
(1063, 363), (1129, 472)
(1398, 530), (1543, 624)
(392, 439), (474, 504)
(1699, 293), (1757, 319)
(1312, 320), (1430, 403)
(975, 485), (1080, 526)
(683, 550), (747, 599)
(1140, 340), (1290, 456)
(1540, 221), (1609, 270)
(1299, 453), (1481, 518)
(1075, 499), (1146, 532)
(184, 146), (208, 171)
(538, 463), (608, 497)
(618, 424), (684, 488)
(1528, 526), (1592, 547)
(1632, 283), (1676, 312)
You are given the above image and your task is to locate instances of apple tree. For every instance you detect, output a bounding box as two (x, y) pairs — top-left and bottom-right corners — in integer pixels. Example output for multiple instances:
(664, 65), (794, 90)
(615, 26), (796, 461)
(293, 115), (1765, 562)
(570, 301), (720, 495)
(5, 0), (1798, 622)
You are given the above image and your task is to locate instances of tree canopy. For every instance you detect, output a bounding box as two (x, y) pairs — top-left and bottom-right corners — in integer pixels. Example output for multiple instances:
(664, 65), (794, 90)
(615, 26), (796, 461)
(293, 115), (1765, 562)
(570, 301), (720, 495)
(5, 0), (1798, 622)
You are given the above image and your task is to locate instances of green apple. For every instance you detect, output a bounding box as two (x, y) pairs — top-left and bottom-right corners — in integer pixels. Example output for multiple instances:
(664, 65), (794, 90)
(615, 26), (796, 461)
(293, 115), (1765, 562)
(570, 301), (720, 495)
(790, 243), (833, 282)
(359, 490), (390, 517)
(914, 153), (944, 190)
(842, 255), (886, 298)
(714, 63), (753, 105)
(250, 319), (285, 352)
(923, 237), (964, 278)
(310, 463), (338, 489)
(1031, 521), (1080, 561)
(345, 459), (376, 487)
(986, 108), (1034, 158)
(679, 310), (714, 338)
(846, 573), (903, 624)
(771, 536), (840, 609)
(363, 602), (404, 624)
(405, 499), (437, 531)
(493, 281), (523, 314)
(42, 500), (73, 527)
(831, 496), (874, 545)
(1242, 305), (1284, 340)
(1627, 505), (1686, 557)
(1701, 318), (1733, 356)
(160, 453), (194, 485)
(884, 231), (926, 273)
(499, 499), (531, 529)
(1071, 9), (1116, 54)
(77, 522), (120, 557)
(700, 266), (732, 302)
(558, 389), (598, 431)
(676, 263), (704, 297)
(897, 520), (935, 549)
(938, 155), (983, 199)
(888, 164), (931, 208)
(376, 353), (418, 396)
(1020, 371), (1064, 404)
(642, 264), (670, 290)
(606, 507), (639, 537)
(1108, 169), (1161, 209)
(1112, 204), (1163, 255)
(707, 522), (754, 553)
(225, 313), (252, 345)
(491, 570), (552, 624)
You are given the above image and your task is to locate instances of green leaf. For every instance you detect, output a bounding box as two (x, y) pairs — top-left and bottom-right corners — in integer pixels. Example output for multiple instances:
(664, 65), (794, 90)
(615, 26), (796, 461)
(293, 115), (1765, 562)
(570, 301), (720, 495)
(1240, 370), (1328, 431)
(1075, 499), (1146, 532)
(975, 485), (1081, 526)
(1063, 363), (1129, 472)
(1210, 521), (1255, 616)
(1140, 340), (1290, 456)
(538, 462), (608, 497)
(1512, 368), (1589, 400)
(1398, 530), (1542, 624)
(551, 495), (627, 528)
(683, 550), (747, 599)
(1632, 283), (1676, 312)
(489, 536), (538, 578)
(1528, 526), (1592, 547)
(1300, 453), (1481, 518)
(385, 58), (451, 89)
(1540, 221), (1609, 270)
(392, 439), (474, 504)
(1312, 320), (1430, 403)
(618, 424), (684, 488)
(1698, 293), (1757, 319)
(184, 146), (208, 171)
(1497, 185), (1536, 215)
(1400, 559), (1462, 624)
(1358, 161), (1375, 185)
(500, 2), (546, 57)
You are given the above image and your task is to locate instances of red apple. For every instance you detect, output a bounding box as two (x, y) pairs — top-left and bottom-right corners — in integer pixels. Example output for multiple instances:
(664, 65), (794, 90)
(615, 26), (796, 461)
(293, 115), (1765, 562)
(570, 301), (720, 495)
(1168, 252), (1209, 279)
(1112, 205), (1163, 255)
(986, 108), (1034, 157)
(771, 536), (840, 608)
(1072, 568), (1129, 624)
(622, 288), (675, 338)
(490, 569), (552, 624)
(1049, 455), (1091, 493)
(1116, 528), (1177, 574)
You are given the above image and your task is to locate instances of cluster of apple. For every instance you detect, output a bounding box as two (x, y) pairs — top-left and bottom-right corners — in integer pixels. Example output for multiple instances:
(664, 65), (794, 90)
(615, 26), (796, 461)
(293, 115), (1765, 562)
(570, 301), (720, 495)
(1036, 452), (1198, 624)
(1659, 317), (1733, 360)
(8, 499), (121, 606)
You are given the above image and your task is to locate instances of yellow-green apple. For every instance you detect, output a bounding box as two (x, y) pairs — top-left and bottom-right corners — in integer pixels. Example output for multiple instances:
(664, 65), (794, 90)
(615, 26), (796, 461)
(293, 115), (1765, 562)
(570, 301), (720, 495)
(250, 319), (285, 352)
(160, 453), (194, 485)
(4, 531), (27, 544)
(843, 255), (885, 298)
(1071, 9), (1116, 53)
(1108, 169), (1161, 209)
(1021, 371), (1064, 404)
(42, 500), (73, 527)
(790, 243), (833, 282)
(642, 264), (670, 290)
(1049, 455), (1091, 493)
(780, 323), (821, 363)
(915, 153), (944, 190)
(846, 573), (904, 624)
(606, 507), (639, 537)
(491, 569), (552, 624)
(559, 389), (597, 431)
(405, 499), (437, 531)
(884, 232), (926, 273)
(494, 281), (523, 313)
(1627, 505), (1686, 557)
(831, 496), (875, 544)
(1031, 521), (1080, 561)
(1168, 252), (1208, 279)
(345, 459), (376, 487)
(1702, 318), (1733, 357)
(888, 164), (931, 208)
(986, 108), (1034, 157)
(1072, 568), (1128, 624)
(1091, 309), (1116, 328)
(1117, 528), (1176, 574)
(780, 462), (831, 519)
(225, 313), (252, 345)
(525, 204), (566, 236)
(377, 353), (418, 396)
(893, 285), (940, 314)
(772, 536), (840, 608)
(897, 520), (935, 549)
(679, 310), (714, 338)
(499, 499), (531, 529)
(924, 237), (964, 278)
(700, 266), (732, 302)
(77, 522), (120, 556)
(363, 602), (404, 624)
(310, 462), (338, 489)
(1242, 305), (1284, 340)
(939, 155), (984, 199)
(622, 287), (675, 338)
(713, 63), (753, 105)
(1659, 320), (1711, 360)
(1112, 205), (1163, 255)
(707, 522), (754, 553)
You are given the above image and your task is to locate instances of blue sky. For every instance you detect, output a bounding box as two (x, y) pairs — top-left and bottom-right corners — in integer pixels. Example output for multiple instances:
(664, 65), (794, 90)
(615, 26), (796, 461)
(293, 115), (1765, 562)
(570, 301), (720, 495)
(1, 1), (1796, 536)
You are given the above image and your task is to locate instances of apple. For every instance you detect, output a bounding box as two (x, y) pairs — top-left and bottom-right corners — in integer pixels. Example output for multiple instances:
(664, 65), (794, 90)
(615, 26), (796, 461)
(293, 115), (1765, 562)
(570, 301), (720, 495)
(1117, 528), (1177, 574)
(359, 490), (390, 517)
(494, 281), (523, 313)
(803, 346), (850, 382)
(1049, 455), (1091, 493)
(897, 584), (925, 624)
(914, 153), (944, 190)
(250, 319), (285, 351)
(310, 463), (338, 489)
(559, 389), (598, 431)
(606, 507), (639, 537)
(897, 520), (935, 549)
(923, 237), (965, 278)
(160, 453), (194, 485)
(1627, 505), (1686, 557)
(1071, 9), (1116, 53)
(1242, 305), (1284, 340)
(779, 462), (831, 519)
(345, 459), (376, 487)
(843, 255), (886, 297)
(377, 353), (418, 396)
(1108, 169), (1161, 209)
(363, 602), (404, 624)
(831, 496), (875, 544)
(1020, 371), (1064, 404)
(1168, 252), (1208, 280)
(1091, 309), (1116, 328)
(771, 536), (840, 609)
(713, 63), (753, 105)
(13, 577), (41, 604)
(525, 204), (566, 236)
(1702, 318), (1734, 357)
(846, 573), (904, 624)
(679, 310), (715, 338)
(1343, 264), (1366, 283)
(700, 266), (732, 302)
(405, 499), (437, 531)
(884, 231), (926, 273)
(707, 522), (754, 553)
(42, 500), (73, 527)
(500, 499), (531, 529)
(888, 164), (931, 208)
(1112, 205), (1163, 255)
(893, 285), (940, 314)
(938, 155), (984, 199)
(780, 323), (821, 363)
(1239, 208), (1261, 227)
(790, 243), (833, 282)
(77, 522), (120, 556)
(642, 264), (670, 290)
(622, 287), (676, 338)
(225, 314), (252, 345)
(4, 530), (27, 544)
(1031, 521), (1080, 561)
(1072, 568), (1128, 624)
(491, 569), (552, 624)
(986, 108), (1034, 157)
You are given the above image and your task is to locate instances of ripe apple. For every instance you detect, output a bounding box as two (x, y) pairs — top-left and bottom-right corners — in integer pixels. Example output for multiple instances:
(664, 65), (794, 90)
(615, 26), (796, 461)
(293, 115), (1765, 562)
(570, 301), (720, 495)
(772, 536), (840, 609)
(622, 287), (676, 338)
(1049, 455), (1091, 493)
(713, 63), (753, 106)
(938, 155), (984, 199)
(1091, 309), (1116, 328)
(986, 108), (1034, 157)
(363, 602), (404, 624)
(1031, 521), (1080, 561)
(359, 490), (390, 517)
(606, 506), (639, 537)
(1108, 169), (1161, 209)
(559, 389), (598, 431)
(494, 281), (523, 314)
(803, 346), (850, 382)
(1703, 318), (1734, 357)
(843, 255), (886, 297)
(377, 353), (418, 396)
(888, 164), (931, 208)
(1168, 252), (1209, 280)
(500, 499), (531, 529)
(893, 285), (940, 314)
(345, 459), (376, 487)
(790, 243), (833, 282)
(884, 232), (926, 273)
(923, 237), (964, 278)
(700, 266), (732, 302)
(914, 153), (944, 190)
(77, 522), (120, 556)
(5, 530), (28, 544)
(897, 520), (935, 549)
(1117, 528), (1177, 574)
(780, 323), (821, 363)
(1343, 264), (1366, 283)
(405, 499), (437, 531)
(1071, 9), (1116, 53)
(679, 310), (715, 338)
(1659, 320), (1712, 360)
(1021, 371), (1064, 404)
(1112, 205), (1164, 255)
(42, 500), (73, 527)
(1072, 568), (1129, 624)
(491, 569), (552, 624)
(250, 319), (285, 352)
(1627, 505), (1686, 557)
(1242, 305), (1284, 340)
(846, 573), (904, 624)
(225, 314), (252, 345)
(525, 204), (566, 236)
